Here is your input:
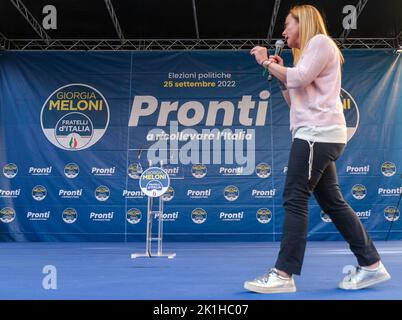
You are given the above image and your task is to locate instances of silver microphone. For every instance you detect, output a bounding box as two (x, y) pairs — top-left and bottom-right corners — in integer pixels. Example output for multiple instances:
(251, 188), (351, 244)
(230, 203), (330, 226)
(268, 39), (285, 81)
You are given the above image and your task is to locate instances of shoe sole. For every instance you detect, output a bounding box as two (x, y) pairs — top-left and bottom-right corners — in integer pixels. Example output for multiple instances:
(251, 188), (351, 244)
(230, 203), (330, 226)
(244, 281), (297, 294)
(339, 272), (391, 290)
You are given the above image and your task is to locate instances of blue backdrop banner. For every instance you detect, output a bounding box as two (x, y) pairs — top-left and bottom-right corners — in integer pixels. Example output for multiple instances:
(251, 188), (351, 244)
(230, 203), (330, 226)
(0, 50), (401, 241)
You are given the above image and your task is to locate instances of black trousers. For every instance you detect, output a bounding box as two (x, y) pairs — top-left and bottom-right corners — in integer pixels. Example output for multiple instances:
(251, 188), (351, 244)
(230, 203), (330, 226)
(275, 138), (381, 275)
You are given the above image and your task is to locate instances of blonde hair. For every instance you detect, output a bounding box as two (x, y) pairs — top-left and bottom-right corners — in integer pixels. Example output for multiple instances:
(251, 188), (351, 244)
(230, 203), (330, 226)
(289, 4), (344, 65)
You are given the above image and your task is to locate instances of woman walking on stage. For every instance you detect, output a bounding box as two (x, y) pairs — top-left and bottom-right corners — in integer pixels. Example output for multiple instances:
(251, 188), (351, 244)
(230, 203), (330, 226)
(246, 4), (390, 294)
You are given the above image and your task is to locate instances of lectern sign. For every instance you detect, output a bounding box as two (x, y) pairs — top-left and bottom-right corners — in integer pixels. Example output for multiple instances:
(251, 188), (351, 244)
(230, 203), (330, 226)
(139, 167), (170, 198)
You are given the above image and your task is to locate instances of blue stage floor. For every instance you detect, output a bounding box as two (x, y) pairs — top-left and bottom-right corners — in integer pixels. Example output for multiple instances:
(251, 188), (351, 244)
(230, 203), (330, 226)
(0, 241), (400, 300)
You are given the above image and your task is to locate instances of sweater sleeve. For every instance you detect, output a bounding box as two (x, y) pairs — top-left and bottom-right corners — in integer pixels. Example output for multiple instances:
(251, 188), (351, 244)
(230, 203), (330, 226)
(286, 35), (334, 89)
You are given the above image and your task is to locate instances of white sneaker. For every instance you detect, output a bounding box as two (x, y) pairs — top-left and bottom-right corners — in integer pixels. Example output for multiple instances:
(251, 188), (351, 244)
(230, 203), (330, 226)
(339, 261), (391, 290)
(244, 268), (297, 294)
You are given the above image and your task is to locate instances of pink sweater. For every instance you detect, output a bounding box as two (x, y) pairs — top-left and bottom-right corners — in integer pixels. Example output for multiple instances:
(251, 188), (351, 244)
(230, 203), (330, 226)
(286, 34), (346, 132)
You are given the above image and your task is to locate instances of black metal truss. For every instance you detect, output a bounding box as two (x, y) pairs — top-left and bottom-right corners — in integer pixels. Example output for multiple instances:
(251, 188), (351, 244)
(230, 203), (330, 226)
(1, 37), (399, 51)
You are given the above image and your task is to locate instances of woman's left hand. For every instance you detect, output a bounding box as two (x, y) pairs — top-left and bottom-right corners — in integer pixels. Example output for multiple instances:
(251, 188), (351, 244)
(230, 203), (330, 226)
(269, 55), (284, 66)
(250, 46), (268, 65)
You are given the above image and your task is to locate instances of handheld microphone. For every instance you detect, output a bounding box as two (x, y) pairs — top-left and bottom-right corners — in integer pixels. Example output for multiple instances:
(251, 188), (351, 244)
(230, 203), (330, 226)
(268, 39), (285, 81)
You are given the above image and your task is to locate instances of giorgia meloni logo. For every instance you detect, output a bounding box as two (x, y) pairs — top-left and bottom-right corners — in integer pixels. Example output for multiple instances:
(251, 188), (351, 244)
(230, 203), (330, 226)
(41, 84), (110, 151)
(139, 167), (170, 198)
